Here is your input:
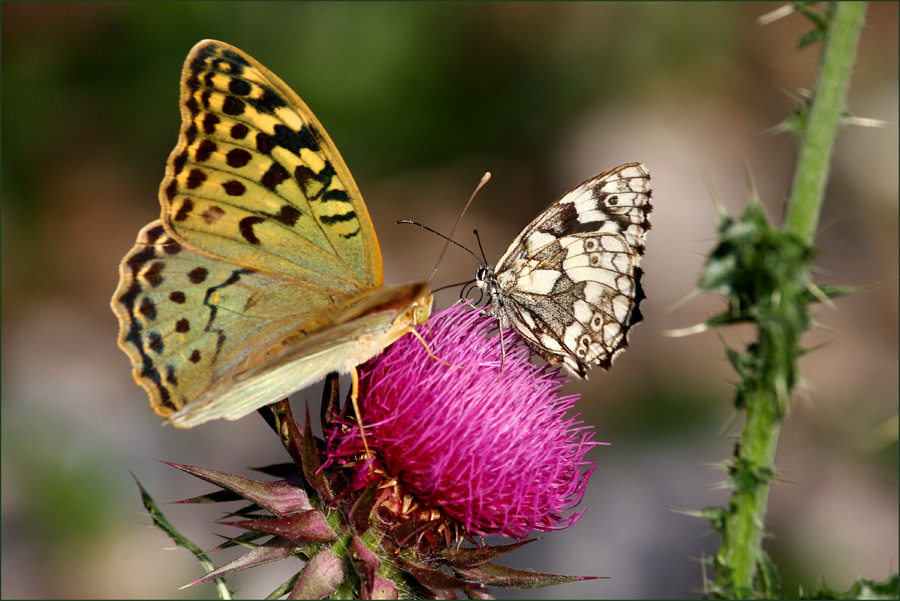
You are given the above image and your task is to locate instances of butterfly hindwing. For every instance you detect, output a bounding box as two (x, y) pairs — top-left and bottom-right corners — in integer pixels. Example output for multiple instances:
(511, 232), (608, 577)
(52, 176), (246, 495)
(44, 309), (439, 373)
(479, 163), (651, 376)
(167, 281), (432, 429)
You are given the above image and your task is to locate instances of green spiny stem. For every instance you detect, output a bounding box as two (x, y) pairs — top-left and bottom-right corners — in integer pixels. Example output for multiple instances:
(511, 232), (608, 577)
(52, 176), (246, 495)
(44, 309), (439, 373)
(713, 3), (868, 597)
(784, 1), (868, 244)
(717, 390), (782, 597)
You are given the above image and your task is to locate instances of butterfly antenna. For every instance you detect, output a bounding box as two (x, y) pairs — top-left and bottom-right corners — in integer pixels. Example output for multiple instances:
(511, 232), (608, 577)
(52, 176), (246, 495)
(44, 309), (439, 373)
(398, 172), (492, 283)
(396, 220), (482, 263)
(473, 228), (489, 265)
(430, 279), (477, 294)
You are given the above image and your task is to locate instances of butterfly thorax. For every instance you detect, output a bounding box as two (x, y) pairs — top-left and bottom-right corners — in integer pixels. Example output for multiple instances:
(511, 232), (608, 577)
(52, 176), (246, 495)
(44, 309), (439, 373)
(474, 265), (512, 328)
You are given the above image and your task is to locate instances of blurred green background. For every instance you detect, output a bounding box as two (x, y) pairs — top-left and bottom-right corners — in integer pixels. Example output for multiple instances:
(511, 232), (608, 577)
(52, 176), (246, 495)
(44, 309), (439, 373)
(2, 2), (897, 598)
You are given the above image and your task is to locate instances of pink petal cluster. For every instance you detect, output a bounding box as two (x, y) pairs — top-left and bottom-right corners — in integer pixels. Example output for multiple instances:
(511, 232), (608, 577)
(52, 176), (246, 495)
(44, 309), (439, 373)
(327, 302), (602, 539)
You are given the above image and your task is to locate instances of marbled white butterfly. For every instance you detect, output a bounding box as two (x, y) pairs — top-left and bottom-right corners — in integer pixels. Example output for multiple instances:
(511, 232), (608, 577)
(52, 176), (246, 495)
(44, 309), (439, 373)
(475, 162), (651, 377)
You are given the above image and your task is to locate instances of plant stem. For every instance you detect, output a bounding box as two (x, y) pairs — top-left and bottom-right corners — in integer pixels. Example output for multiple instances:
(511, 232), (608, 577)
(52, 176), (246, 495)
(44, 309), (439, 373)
(721, 392), (781, 597)
(784, 1), (868, 244)
(712, 4), (868, 597)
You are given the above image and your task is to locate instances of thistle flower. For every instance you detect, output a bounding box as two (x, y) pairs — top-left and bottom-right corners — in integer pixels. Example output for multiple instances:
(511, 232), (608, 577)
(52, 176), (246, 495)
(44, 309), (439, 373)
(326, 302), (601, 541)
(146, 303), (603, 598)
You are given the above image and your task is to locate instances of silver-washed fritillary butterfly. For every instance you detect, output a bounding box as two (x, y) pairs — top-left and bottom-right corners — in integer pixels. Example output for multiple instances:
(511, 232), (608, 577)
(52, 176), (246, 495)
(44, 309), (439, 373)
(112, 40), (432, 428)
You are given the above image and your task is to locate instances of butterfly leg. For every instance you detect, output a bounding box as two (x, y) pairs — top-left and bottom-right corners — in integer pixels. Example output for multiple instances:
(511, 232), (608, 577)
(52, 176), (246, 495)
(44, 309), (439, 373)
(496, 325), (507, 380)
(406, 327), (457, 368)
(349, 365), (373, 459)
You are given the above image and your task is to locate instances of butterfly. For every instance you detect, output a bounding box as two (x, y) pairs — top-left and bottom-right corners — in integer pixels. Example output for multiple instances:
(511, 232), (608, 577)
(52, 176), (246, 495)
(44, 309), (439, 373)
(475, 163), (651, 377)
(112, 40), (432, 429)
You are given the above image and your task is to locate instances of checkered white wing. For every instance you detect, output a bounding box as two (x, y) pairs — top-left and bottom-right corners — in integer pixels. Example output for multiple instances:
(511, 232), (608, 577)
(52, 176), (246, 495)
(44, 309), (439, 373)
(477, 162), (651, 377)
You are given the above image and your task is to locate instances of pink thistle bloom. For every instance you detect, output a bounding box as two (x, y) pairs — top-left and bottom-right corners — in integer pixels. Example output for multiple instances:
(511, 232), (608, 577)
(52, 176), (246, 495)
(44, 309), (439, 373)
(326, 302), (603, 540)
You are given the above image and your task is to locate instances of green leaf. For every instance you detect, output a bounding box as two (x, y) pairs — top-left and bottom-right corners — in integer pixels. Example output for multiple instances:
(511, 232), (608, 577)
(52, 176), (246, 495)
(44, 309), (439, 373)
(132, 474), (234, 599)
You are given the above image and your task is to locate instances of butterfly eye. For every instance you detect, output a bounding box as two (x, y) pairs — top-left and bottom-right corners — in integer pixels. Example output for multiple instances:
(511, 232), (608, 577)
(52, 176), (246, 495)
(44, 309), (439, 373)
(411, 302), (432, 326)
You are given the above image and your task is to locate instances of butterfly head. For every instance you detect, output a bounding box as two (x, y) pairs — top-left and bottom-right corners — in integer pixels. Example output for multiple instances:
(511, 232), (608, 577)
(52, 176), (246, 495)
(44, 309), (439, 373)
(471, 264), (511, 324)
(474, 265), (493, 288)
(473, 265), (498, 303)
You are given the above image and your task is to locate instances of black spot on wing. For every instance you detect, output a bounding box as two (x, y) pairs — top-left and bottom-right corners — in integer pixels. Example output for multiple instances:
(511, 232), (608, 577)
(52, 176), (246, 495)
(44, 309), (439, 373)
(164, 180), (178, 201)
(247, 86), (288, 114)
(200, 89), (212, 110)
(202, 113), (220, 134)
(265, 205), (301, 227)
(536, 202), (580, 237)
(222, 180), (246, 196)
(221, 47), (251, 71)
(147, 332), (164, 353)
(188, 266), (208, 284)
(185, 169), (206, 190)
(185, 95), (200, 117)
(172, 151), (188, 176)
(261, 162), (290, 190)
(195, 139), (217, 162)
(321, 189), (350, 203)
(162, 237), (181, 255)
(165, 365), (179, 386)
(295, 162), (340, 200)
(222, 96), (245, 116)
(239, 216), (265, 245)
(628, 267), (645, 326)
(139, 297), (157, 321)
(320, 211), (357, 226)
(257, 124), (320, 157)
(185, 73), (201, 94)
(228, 77), (251, 96)
(226, 148), (252, 168)
(256, 132), (276, 155)
(172, 198), (194, 221)
(230, 123), (249, 140)
(184, 122), (198, 146)
(144, 262), (165, 287)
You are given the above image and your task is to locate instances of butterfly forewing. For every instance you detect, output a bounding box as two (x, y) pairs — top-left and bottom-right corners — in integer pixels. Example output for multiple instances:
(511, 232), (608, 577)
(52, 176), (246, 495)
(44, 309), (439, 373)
(162, 40), (381, 290)
(480, 163), (651, 377)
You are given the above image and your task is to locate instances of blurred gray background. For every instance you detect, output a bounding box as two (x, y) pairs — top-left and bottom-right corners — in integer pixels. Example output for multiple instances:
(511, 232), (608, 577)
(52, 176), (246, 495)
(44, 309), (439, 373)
(2, 2), (897, 598)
